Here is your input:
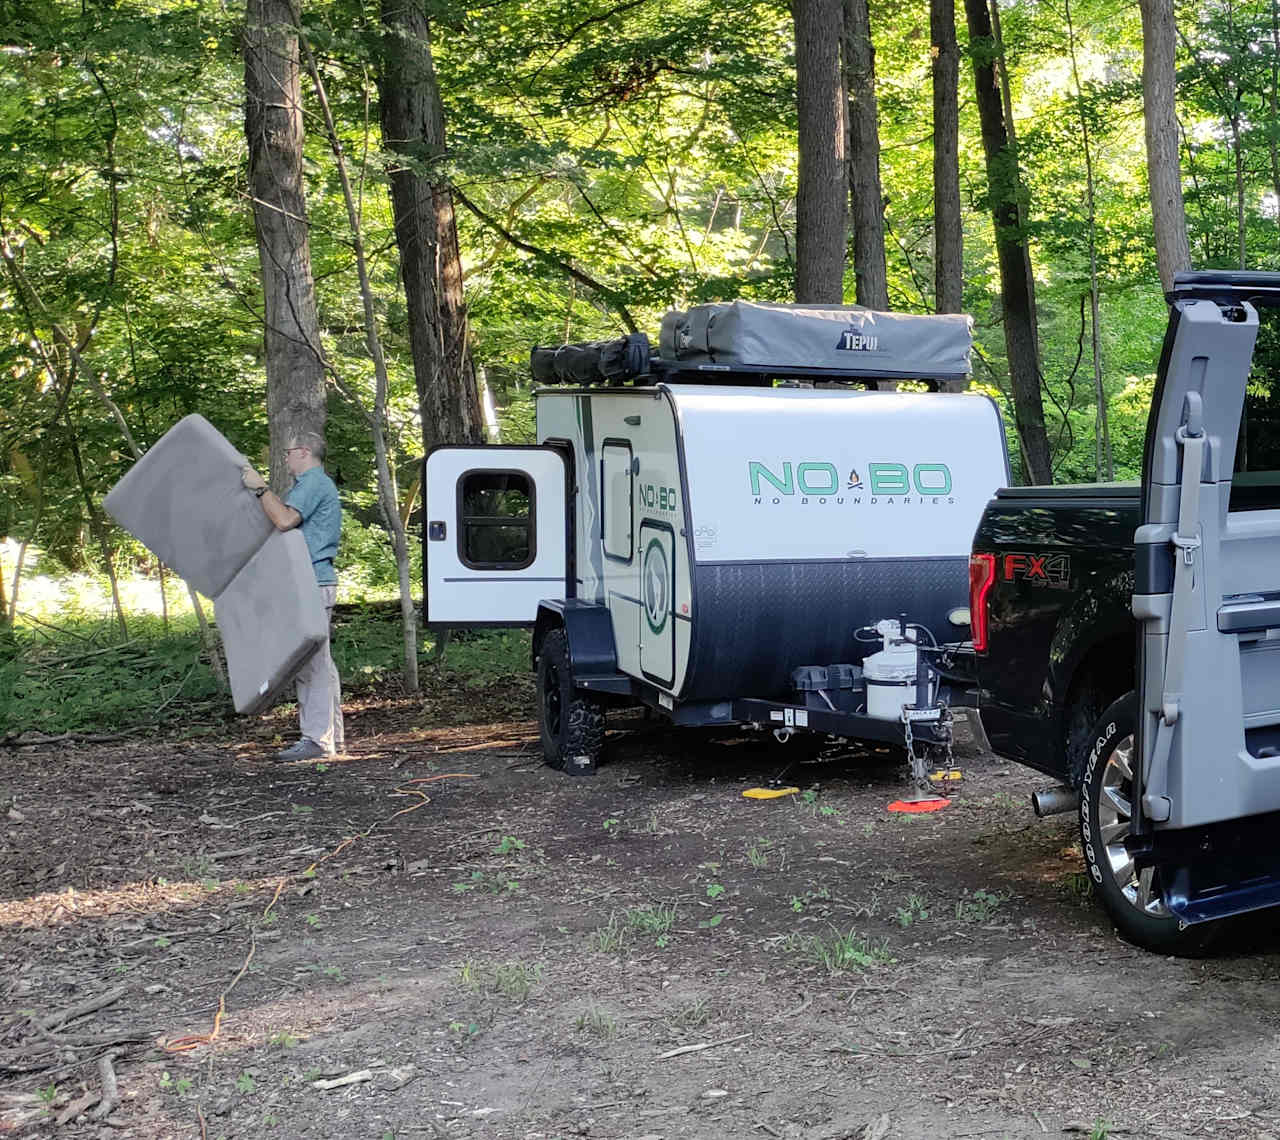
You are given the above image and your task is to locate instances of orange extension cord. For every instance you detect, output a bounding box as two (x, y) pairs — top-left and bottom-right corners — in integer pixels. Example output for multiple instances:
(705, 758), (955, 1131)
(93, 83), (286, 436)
(164, 773), (478, 1053)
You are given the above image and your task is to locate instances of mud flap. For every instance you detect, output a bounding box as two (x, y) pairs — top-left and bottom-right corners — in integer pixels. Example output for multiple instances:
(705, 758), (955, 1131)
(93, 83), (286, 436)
(1147, 809), (1280, 924)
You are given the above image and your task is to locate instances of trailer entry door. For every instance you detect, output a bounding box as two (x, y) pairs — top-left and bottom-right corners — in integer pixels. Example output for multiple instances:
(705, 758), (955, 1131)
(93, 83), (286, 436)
(638, 519), (676, 686)
(1136, 291), (1280, 923)
(424, 446), (568, 626)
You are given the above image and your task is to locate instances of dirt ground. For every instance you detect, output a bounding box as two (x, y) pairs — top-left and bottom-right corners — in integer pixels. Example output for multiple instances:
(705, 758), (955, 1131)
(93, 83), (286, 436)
(4, 679), (1280, 1140)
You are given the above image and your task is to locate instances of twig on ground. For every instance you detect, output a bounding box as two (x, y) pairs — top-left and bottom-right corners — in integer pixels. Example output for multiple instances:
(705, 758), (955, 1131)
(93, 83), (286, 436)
(55, 1089), (102, 1126)
(1, 729), (142, 748)
(207, 842), (280, 861)
(28, 639), (142, 669)
(754, 1122), (782, 1138)
(454, 827), (503, 842)
(55, 1029), (153, 1049)
(40, 985), (127, 1032)
(89, 1049), (119, 1120)
(657, 1032), (750, 1060)
(13, 611), (93, 640)
(574, 886), (622, 906)
(312, 1069), (373, 1090)
(433, 738), (530, 754)
(782, 994), (812, 1018)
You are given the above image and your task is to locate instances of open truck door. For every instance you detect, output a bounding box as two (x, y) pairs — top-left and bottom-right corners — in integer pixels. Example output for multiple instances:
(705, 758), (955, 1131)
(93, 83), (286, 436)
(424, 446), (569, 626)
(1131, 272), (1280, 930)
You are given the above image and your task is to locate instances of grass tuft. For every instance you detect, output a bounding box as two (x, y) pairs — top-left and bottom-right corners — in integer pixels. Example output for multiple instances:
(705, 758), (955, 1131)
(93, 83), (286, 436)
(783, 927), (895, 973)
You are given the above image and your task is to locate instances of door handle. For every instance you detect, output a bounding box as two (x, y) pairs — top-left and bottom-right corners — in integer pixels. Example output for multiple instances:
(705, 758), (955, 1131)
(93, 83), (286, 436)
(428, 521), (447, 541)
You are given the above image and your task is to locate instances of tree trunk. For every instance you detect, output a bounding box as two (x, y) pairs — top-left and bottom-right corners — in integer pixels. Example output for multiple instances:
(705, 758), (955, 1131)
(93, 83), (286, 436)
(931, 0), (963, 314)
(244, 0), (328, 490)
(988, 0), (1040, 339)
(964, 0), (1053, 484)
(8, 444), (50, 625)
(1232, 114), (1247, 270)
(1224, 0), (1247, 270)
(378, 0), (483, 450)
(1139, 0), (1192, 292)
(843, 0), (889, 309)
(1065, 0), (1113, 480)
(793, 0), (848, 303)
(67, 420), (128, 640)
(298, 25), (420, 694)
(1270, 0), (1280, 237)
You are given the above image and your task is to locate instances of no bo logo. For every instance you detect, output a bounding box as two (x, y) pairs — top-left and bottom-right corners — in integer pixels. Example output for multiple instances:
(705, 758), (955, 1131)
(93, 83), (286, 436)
(748, 460), (953, 497)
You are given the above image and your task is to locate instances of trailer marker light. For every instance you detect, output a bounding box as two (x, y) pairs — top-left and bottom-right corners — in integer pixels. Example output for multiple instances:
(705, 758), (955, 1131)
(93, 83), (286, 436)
(969, 552), (996, 652)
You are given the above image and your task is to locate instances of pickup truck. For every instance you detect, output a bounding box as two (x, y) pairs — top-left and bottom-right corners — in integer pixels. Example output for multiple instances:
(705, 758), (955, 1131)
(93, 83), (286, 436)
(970, 270), (1280, 954)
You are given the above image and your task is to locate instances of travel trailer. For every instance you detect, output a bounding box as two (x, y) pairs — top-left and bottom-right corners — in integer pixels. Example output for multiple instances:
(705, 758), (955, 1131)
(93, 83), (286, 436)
(423, 302), (1010, 773)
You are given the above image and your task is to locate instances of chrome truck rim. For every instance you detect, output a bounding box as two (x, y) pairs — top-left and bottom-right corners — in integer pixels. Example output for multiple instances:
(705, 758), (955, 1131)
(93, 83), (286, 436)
(1098, 734), (1170, 918)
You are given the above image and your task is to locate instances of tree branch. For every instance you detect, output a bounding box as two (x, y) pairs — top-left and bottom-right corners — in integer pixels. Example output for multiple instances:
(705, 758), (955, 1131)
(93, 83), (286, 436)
(452, 186), (638, 332)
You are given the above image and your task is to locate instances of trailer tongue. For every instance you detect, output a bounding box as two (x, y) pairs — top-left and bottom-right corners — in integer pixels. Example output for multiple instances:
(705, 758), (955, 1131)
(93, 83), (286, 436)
(424, 302), (1009, 780)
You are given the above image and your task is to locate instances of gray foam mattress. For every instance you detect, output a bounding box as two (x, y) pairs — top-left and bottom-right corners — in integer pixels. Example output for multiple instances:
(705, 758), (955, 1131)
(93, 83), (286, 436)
(104, 414), (274, 599)
(104, 414), (327, 714)
(214, 530), (328, 715)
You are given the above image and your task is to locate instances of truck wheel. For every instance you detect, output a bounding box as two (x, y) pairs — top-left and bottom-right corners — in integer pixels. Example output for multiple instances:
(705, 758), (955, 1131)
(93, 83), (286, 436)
(536, 629), (604, 775)
(1079, 693), (1216, 955)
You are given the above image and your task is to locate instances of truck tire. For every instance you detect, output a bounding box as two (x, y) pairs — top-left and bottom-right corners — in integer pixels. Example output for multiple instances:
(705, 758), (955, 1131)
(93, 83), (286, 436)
(536, 628), (604, 775)
(1079, 693), (1216, 955)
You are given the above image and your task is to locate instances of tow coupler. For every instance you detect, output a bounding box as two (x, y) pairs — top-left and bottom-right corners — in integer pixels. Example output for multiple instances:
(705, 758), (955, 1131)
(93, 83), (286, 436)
(732, 619), (973, 803)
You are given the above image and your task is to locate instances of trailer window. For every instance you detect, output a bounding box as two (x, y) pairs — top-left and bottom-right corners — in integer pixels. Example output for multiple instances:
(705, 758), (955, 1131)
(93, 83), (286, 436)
(457, 470), (535, 570)
(602, 440), (634, 561)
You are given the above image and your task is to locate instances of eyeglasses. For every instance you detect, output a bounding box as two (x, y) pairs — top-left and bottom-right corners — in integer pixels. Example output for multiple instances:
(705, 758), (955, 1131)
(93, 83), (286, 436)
(283, 445), (308, 456)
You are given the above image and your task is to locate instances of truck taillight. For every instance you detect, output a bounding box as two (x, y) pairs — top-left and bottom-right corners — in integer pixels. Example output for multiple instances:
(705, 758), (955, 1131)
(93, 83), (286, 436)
(969, 552), (996, 652)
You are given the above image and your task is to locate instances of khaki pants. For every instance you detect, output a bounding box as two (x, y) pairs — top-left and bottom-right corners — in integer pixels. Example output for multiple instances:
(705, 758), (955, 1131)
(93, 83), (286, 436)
(296, 584), (343, 751)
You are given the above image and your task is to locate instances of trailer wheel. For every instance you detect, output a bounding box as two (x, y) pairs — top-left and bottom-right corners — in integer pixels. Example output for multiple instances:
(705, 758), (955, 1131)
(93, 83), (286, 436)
(537, 629), (604, 775)
(1079, 693), (1216, 955)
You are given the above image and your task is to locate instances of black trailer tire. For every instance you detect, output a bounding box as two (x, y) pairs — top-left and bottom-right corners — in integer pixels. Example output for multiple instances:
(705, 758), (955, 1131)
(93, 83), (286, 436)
(1079, 693), (1216, 955)
(536, 629), (605, 775)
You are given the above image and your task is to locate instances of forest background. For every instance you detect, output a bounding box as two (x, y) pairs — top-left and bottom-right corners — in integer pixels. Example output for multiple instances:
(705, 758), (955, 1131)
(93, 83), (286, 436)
(0, 0), (1271, 732)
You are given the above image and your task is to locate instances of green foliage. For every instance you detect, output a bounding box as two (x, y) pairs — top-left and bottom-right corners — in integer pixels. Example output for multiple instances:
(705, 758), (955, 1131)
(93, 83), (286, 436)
(783, 927), (894, 973)
(0, 612), (223, 735)
(575, 1006), (617, 1039)
(0, 586), (529, 736)
(626, 902), (678, 939)
(459, 960), (542, 1001)
(955, 888), (1006, 923)
(4, 0), (1278, 609)
(894, 894), (929, 928)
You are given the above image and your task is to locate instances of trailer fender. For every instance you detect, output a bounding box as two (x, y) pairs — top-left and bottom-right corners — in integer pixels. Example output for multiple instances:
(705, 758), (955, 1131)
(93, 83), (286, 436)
(532, 600), (619, 681)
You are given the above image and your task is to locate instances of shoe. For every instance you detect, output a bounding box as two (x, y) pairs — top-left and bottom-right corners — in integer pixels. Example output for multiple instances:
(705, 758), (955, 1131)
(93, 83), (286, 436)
(277, 738), (329, 762)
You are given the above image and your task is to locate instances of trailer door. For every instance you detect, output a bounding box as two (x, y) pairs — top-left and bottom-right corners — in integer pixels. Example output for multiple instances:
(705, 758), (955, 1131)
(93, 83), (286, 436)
(424, 446), (568, 626)
(638, 520), (676, 686)
(1135, 293), (1280, 923)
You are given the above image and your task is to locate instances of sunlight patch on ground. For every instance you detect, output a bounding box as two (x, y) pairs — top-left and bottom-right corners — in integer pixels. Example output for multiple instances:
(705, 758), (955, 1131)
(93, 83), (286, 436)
(0, 874), (292, 929)
(2, 539), (196, 624)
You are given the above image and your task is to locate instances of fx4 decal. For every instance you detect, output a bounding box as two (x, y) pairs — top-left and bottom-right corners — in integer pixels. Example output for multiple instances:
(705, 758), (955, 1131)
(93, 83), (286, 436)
(1002, 551), (1070, 588)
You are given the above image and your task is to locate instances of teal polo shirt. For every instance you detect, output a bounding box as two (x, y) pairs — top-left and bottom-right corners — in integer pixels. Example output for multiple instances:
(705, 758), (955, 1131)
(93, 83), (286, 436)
(285, 467), (341, 586)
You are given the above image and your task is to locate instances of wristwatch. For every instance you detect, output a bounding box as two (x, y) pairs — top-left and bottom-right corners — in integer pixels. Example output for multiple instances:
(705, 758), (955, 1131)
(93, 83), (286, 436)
(254, 486), (267, 498)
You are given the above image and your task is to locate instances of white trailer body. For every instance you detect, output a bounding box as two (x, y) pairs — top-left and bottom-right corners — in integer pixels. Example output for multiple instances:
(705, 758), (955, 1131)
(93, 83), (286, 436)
(425, 384), (1009, 713)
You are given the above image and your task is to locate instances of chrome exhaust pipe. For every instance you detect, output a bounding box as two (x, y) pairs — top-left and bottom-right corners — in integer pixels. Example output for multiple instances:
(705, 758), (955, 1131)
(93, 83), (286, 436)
(1031, 786), (1078, 818)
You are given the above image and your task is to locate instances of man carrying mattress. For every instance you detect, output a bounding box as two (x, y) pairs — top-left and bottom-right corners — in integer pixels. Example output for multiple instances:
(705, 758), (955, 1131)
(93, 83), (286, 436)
(241, 432), (345, 760)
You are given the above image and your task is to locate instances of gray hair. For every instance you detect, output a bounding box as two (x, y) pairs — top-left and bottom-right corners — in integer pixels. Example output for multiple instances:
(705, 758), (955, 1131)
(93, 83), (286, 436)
(293, 430), (327, 462)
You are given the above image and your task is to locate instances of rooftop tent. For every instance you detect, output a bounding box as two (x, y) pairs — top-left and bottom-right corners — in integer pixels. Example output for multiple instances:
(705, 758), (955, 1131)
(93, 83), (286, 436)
(660, 301), (973, 379)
